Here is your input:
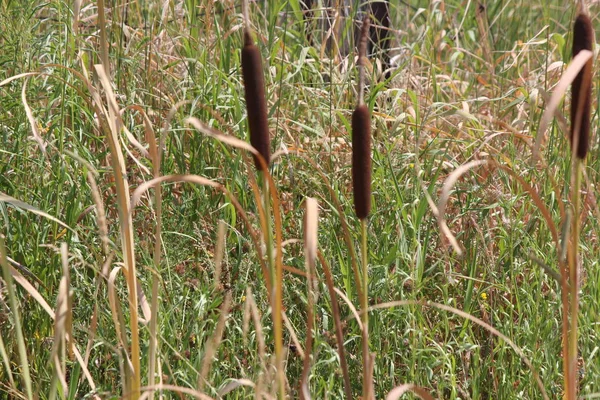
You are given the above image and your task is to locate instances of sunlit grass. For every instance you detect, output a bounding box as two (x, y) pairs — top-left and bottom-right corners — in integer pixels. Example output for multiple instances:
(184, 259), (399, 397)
(0, 0), (599, 399)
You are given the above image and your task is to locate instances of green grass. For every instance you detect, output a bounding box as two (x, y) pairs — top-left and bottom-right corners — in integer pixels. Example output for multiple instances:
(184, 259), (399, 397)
(1, 0), (600, 398)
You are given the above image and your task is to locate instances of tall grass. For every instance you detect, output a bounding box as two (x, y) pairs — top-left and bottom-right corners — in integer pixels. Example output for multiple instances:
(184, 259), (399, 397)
(1, 1), (600, 399)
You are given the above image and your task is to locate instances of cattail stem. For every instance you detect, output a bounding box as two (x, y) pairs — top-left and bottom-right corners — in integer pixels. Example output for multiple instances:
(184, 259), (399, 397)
(261, 172), (285, 399)
(566, 159), (583, 400)
(360, 218), (371, 400)
(564, 10), (593, 398)
(353, 14), (373, 400)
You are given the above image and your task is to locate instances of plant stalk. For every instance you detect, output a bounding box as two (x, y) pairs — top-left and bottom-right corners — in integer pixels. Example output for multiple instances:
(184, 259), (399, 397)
(361, 218), (370, 400)
(262, 172), (284, 399)
(567, 159), (583, 399)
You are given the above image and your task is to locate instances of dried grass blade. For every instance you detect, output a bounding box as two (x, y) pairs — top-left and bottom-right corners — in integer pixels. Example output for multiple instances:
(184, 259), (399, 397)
(300, 198), (319, 399)
(94, 63), (141, 396)
(437, 160), (488, 255)
(0, 237), (33, 400)
(97, 0), (110, 74)
(138, 384), (214, 400)
(214, 220), (227, 290)
(198, 292), (232, 390)
(0, 331), (16, 388)
(334, 287), (363, 332)
(185, 117), (259, 156)
(61, 243), (74, 360)
(0, 72), (39, 86)
(218, 379), (256, 397)
(72, 0), (82, 34)
(245, 288), (267, 368)
(107, 266), (134, 381)
(21, 78), (46, 154)
(130, 175), (220, 212)
(8, 264), (96, 389)
(49, 243), (71, 397)
(317, 251), (352, 400)
(386, 384), (435, 400)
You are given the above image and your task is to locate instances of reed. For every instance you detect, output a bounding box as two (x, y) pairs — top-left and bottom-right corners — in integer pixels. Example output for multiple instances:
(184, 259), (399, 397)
(241, 2), (282, 398)
(565, 9), (594, 399)
(352, 14), (373, 400)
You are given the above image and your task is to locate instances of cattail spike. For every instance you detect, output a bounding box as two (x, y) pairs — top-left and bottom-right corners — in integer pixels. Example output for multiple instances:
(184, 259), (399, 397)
(571, 13), (594, 160)
(352, 104), (372, 220)
(241, 28), (271, 169)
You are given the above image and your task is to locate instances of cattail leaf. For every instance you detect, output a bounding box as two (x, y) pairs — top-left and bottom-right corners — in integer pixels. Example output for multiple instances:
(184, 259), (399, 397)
(352, 104), (372, 220)
(241, 31), (271, 170)
(571, 13), (594, 160)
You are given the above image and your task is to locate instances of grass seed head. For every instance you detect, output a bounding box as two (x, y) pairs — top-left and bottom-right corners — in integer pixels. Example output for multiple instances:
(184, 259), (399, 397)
(571, 12), (594, 160)
(242, 31), (271, 170)
(352, 104), (372, 220)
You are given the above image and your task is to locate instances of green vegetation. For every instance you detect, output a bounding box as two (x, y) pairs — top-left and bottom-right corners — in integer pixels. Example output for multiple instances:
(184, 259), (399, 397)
(1, 0), (599, 398)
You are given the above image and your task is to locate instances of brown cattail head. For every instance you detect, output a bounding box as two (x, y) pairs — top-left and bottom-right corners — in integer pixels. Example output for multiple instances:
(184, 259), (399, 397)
(352, 104), (372, 220)
(242, 30), (271, 169)
(571, 13), (594, 160)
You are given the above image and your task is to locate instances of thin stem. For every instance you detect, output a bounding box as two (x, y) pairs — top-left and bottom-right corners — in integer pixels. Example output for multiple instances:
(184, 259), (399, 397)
(360, 218), (370, 400)
(567, 159), (583, 399)
(262, 172), (284, 399)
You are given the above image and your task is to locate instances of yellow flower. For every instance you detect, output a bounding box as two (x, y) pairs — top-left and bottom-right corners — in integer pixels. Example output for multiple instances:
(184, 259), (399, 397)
(480, 292), (487, 301)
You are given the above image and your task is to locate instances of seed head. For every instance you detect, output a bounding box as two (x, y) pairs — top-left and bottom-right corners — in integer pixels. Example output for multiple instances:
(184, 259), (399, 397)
(352, 104), (372, 220)
(571, 13), (594, 160)
(242, 30), (270, 169)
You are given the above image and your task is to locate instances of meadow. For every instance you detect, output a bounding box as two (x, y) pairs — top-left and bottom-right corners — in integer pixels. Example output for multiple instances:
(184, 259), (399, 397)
(1, 0), (600, 398)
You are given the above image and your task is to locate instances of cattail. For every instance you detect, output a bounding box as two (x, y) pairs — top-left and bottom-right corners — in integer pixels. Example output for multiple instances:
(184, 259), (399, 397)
(571, 12), (594, 160)
(241, 28), (270, 170)
(352, 15), (372, 220)
(352, 104), (372, 219)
